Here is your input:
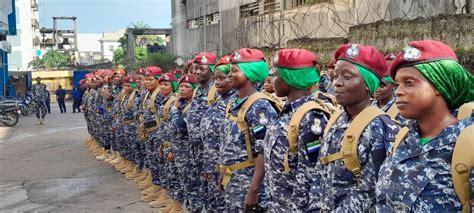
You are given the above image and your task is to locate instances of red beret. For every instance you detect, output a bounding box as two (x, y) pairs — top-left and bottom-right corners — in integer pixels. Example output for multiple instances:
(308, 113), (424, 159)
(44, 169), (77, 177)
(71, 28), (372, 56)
(114, 68), (127, 76)
(334, 43), (387, 78)
(159, 73), (178, 83)
(170, 69), (183, 75)
(145, 66), (163, 77)
(186, 61), (193, 69)
(100, 69), (115, 77)
(215, 55), (231, 68)
(230, 48), (265, 63)
(85, 73), (94, 79)
(179, 74), (197, 85)
(79, 79), (86, 85)
(389, 40), (458, 79)
(273, 48), (317, 68)
(136, 68), (146, 75)
(193, 52), (217, 65)
(123, 75), (137, 84)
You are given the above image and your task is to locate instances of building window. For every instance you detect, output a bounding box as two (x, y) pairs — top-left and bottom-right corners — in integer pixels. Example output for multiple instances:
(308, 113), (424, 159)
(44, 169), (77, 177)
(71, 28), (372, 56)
(240, 2), (259, 18)
(207, 13), (220, 25)
(263, 0), (280, 14)
(187, 19), (197, 29)
(196, 17), (204, 28)
(290, 0), (330, 8)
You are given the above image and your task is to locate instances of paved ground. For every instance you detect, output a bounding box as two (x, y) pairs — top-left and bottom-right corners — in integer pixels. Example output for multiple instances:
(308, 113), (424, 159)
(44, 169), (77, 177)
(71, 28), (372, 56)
(0, 104), (158, 212)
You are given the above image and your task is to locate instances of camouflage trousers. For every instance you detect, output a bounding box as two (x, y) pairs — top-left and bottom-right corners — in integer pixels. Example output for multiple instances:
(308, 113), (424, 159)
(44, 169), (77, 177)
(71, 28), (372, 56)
(34, 101), (47, 119)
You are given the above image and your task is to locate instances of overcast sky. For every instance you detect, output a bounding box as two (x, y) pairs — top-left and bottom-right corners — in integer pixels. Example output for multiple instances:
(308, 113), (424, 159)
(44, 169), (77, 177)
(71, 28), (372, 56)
(39, 0), (172, 33)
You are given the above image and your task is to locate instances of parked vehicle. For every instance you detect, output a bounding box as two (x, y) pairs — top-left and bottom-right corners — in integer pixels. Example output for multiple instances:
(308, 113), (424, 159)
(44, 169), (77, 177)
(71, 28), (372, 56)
(0, 102), (20, 126)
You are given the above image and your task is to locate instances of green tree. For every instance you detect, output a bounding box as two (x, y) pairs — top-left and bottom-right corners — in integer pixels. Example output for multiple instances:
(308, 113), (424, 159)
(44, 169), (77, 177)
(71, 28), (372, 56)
(140, 52), (177, 71)
(28, 57), (44, 69)
(42, 50), (71, 69)
(28, 50), (71, 70)
(112, 47), (125, 65)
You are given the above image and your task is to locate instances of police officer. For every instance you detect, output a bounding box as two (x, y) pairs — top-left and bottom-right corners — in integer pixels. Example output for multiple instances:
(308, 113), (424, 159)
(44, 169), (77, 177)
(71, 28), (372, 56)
(148, 72), (179, 208)
(199, 55), (236, 211)
(31, 77), (48, 125)
(315, 44), (399, 211)
(376, 40), (474, 212)
(219, 48), (279, 211)
(184, 52), (217, 211)
(137, 66), (163, 202)
(170, 74), (198, 212)
(264, 48), (332, 211)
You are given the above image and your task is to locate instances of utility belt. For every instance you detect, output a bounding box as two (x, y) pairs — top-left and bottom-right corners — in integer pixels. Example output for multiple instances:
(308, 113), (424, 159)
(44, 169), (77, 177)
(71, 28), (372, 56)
(217, 160), (255, 188)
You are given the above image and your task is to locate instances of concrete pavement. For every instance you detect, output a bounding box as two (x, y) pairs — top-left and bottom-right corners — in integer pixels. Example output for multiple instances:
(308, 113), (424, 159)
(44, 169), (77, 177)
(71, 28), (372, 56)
(0, 105), (158, 212)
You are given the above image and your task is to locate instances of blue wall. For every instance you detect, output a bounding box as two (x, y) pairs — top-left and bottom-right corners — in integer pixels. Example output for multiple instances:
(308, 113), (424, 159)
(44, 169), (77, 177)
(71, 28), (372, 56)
(0, 49), (8, 97)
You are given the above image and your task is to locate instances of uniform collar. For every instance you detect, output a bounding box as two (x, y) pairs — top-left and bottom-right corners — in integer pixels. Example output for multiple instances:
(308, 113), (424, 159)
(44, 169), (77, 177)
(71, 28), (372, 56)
(282, 95), (312, 114)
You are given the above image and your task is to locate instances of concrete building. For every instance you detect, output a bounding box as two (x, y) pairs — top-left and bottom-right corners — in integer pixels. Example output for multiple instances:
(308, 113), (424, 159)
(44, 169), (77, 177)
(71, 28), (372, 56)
(171, 0), (473, 61)
(7, 0), (40, 72)
(76, 33), (102, 66)
(99, 29), (125, 62)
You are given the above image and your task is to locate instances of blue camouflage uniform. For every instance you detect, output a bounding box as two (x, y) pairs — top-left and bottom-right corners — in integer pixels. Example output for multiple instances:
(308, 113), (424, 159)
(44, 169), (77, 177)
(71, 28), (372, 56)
(134, 88), (149, 169)
(110, 85), (123, 154)
(219, 93), (279, 211)
(120, 90), (141, 163)
(264, 95), (330, 211)
(150, 93), (174, 188)
(319, 74), (333, 94)
(31, 83), (48, 119)
(376, 117), (474, 212)
(159, 97), (182, 201)
(183, 82), (214, 211)
(199, 89), (237, 211)
(92, 88), (105, 147)
(313, 110), (398, 212)
(101, 85), (115, 150)
(170, 100), (193, 205)
(140, 89), (161, 174)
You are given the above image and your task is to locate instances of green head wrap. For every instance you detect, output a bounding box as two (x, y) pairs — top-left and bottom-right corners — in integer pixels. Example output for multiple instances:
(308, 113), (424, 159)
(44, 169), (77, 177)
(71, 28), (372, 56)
(153, 75), (161, 80)
(414, 59), (473, 109)
(171, 81), (179, 93)
(175, 74), (182, 79)
(382, 76), (396, 84)
(237, 61), (269, 83)
(191, 83), (197, 90)
(215, 64), (231, 75)
(355, 64), (380, 95)
(209, 65), (215, 73)
(130, 82), (137, 89)
(277, 67), (320, 90)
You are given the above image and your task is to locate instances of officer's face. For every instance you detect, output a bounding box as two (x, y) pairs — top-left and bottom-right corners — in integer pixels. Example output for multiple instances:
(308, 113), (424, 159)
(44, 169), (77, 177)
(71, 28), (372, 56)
(214, 71), (231, 95)
(123, 83), (134, 93)
(159, 81), (173, 96)
(374, 79), (395, 102)
(194, 64), (213, 85)
(229, 64), (249, 89)
(178, 83), (194, 100)
(145, 76), (159, 91)
(114, 74), (124, 85)
(395, 67), (441, 120)
(263, 76), (275, 93)
(36, 78), (41, 84)
(136, 75), (145, 87)
(333, 60), (370, 107)
(273, 69), (290, 98)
